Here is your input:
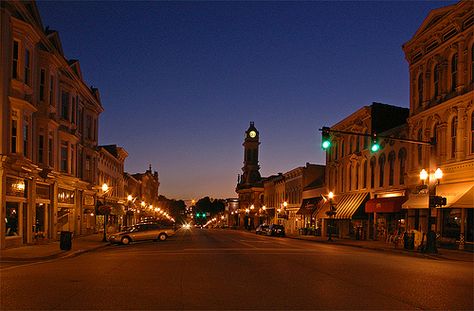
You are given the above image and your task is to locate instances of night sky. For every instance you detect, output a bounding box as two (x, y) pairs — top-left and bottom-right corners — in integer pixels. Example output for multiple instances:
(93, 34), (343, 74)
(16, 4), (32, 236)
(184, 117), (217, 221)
(36, 1), (455, 200)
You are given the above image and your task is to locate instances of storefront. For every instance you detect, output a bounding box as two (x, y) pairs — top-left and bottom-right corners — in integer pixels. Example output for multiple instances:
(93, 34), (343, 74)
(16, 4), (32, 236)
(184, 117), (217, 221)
(34, 183), (52, 241)
(436, 182), (474, 250)
(57, 187), (76, 235)
(333, 192), (369, 239)
(365, 196), (407, 241)
(82, 192), (96, 235)
(4, 177), (28, 248)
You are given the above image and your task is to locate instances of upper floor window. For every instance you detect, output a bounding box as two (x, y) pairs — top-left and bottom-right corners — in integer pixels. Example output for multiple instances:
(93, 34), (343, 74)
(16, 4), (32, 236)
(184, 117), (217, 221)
(341, 139), (345, 157)
(417, 129), (423, 167)
(11, 119), (18, 153)
(38, 135), (44, 164)
(388, 151), (396, 186)
(432, 122), (440, 158)
(348, 165), (352, 191)
(61, 92), (69, 120)
(417, 73), (423, 106)
(48, 132), (54, 168)
(471, 111), (474, 154)
(378, 154), (386, 187)
(39, 69), (45, 101)
(433, 64), (440, 98)
(23, 116), (29, 158)
(471, 44), (474, 83)
(398, 148), (407, 185)
(363, 160), (367, 189)
(370, 157), (376, 189)
(451, 54), (458, 92)
(356, 136), (360, 153)
(12, 41), (19, 79)
(451, 116), (457, 159)
(60, 141), (68, 173)
(24, 49), (31, 86)
(355, 163), (360, 190)
(49, 76), (55, 107)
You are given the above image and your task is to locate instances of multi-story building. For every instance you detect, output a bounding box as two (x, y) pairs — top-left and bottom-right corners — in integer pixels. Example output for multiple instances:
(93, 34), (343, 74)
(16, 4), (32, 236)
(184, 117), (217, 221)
(97, 145), (128, 232)
(132, 165), (160, 213)
(402, 0), (473, 249)
(1, 1), (103, 249)
(318, 103), (409, 240)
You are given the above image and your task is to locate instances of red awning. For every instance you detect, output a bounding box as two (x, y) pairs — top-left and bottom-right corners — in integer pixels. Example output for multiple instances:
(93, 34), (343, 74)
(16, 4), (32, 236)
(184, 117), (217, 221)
(365, 197), (407, 213)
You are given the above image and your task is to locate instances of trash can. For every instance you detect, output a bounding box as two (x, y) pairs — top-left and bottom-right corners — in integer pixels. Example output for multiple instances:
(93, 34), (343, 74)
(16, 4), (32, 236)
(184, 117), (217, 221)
(60, 231), (72, 251)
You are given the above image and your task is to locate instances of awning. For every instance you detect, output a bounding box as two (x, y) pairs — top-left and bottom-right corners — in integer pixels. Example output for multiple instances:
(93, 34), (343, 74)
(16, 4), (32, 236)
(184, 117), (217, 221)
(296, 197), (323, 215)
(436, 182), (474, 208)
(334, 192), (369, 219)
(402, 192), (429, 209)
(365, 196), (407, 213)
(313, 200), (331, 219)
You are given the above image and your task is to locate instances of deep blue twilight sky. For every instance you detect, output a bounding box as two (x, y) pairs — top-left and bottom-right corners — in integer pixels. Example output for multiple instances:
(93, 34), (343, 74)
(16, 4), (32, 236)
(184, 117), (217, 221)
(36, 1), (455, 200)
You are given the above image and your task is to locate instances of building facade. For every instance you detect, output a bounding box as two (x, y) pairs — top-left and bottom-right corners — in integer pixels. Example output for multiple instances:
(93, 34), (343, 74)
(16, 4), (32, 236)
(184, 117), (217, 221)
(1, 1), (103, 249)
(319, 103), (409, 240)
(402, 0), (474, 249)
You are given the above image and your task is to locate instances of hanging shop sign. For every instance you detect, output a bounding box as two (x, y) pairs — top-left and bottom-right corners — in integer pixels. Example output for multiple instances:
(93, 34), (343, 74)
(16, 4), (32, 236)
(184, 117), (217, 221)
(83, 195), (95, 206)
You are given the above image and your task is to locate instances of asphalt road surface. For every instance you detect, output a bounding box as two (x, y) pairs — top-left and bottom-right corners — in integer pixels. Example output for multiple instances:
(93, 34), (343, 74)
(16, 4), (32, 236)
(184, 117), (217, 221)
(1, 228), (473, 310)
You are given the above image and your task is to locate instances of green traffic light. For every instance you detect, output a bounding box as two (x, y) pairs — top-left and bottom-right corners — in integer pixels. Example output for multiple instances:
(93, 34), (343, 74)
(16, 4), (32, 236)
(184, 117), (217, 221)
(371, 143), (380, 152)
(322, 140), (331, 150)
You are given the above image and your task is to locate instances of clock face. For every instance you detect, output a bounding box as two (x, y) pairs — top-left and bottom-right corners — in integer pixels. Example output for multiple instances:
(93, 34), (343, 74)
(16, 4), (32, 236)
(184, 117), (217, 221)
(249, 130), (256, 138)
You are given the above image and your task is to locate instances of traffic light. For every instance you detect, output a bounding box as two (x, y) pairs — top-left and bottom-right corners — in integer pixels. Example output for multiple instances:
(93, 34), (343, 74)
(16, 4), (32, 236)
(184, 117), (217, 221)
(371, 133), (380, 152)
(321, 127), (331, 150)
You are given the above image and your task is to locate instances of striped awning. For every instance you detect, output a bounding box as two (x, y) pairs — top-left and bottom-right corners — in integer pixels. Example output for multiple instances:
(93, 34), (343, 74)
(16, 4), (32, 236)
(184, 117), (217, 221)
(334, 192), (369, 219)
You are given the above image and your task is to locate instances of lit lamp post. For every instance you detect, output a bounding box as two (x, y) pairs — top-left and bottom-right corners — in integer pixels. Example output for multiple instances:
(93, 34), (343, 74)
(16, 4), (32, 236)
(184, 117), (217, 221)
(126, 195), (134, 227)
(325, 192), (336, 242)
(420, 167), (443, 253)
(100, 183), (110, 242)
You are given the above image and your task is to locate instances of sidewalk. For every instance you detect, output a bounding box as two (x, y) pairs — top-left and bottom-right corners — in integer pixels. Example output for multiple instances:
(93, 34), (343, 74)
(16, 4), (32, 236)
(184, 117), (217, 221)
(0, 234), (110, 262)
(286, 234), (474, 262)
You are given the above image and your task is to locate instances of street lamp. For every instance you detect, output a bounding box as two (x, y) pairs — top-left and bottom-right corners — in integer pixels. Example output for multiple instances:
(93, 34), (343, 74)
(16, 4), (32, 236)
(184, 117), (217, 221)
(126, 195), (134, 227)
(100, 183), (110, 242)
(420, 167), (443, 253)
(326, 192), (336, 242)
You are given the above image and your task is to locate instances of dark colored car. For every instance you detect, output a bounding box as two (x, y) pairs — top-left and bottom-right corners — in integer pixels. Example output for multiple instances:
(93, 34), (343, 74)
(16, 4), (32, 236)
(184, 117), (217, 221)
(256, 224), (269, 235)
(267, 224), (285, 237)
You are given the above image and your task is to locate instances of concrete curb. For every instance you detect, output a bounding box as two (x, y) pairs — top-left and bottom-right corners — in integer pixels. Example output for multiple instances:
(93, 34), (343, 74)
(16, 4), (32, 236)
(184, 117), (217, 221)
(0, 242), (110, 262)
(285, 235), (458, 261)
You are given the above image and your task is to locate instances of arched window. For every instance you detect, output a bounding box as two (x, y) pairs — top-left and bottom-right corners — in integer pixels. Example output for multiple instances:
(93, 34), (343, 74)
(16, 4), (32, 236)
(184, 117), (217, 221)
(370, 157), (376, 189)
(418, 73), (423, 106)
(341, 166), (345, 193)
(348, 164), (352, 191)
(451, 54), (458, 92)
(356, 136), (360, 153)
(355, 163), (360, 190)
(388, 151), (396, 186)
(433, 64), (439, 98)
(451, 116), (457, 158)
(363, 160), (368, 189)
(417, 128), (423, 167)
(432, 122), (440, 158)
(471, 44), (474, 83)
(379, 154), (386, 187)
(471, 111), (474, 154)
(398, 148), (407, 185)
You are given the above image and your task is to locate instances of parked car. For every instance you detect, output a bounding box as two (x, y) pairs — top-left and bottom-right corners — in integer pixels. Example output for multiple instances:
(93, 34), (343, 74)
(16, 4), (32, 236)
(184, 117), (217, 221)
(109, 223), (175, 245)
(256, 224), (269, 235)
(267, 224), (285, 237)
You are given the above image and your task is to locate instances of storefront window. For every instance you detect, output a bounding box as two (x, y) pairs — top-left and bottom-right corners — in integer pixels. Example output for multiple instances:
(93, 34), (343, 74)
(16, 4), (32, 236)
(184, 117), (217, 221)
(442, 209), (461, 239)
(6, 202), (19, 236)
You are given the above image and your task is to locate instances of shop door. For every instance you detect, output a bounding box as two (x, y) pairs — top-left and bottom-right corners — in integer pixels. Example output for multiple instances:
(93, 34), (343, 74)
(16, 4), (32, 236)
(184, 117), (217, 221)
(35, 204), (45, 238)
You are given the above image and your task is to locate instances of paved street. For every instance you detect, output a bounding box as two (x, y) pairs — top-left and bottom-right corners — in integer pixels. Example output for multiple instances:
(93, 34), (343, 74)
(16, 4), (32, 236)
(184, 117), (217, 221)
(1, 229), (473, 310)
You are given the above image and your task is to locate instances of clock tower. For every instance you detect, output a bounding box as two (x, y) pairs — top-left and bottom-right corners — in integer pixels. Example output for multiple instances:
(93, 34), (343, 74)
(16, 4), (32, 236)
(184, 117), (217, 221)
(236, 122), (264, 230)
(240, 122), (261, 185)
